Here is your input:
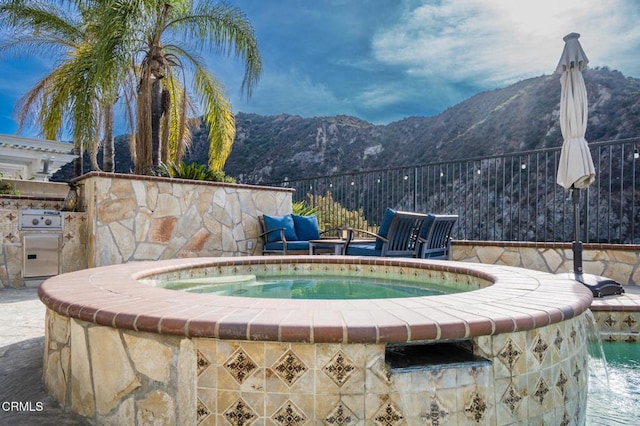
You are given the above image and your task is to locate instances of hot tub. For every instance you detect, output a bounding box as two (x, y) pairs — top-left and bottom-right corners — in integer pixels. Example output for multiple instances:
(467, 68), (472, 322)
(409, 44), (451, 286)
(39, 256), (593, 424)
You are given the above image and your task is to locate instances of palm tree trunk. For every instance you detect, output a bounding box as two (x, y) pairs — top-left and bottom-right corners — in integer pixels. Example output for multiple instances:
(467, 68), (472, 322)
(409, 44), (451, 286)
(151, 79), (162, 169)
(73, 145), (83, 177)
(103, 103), (115, 172)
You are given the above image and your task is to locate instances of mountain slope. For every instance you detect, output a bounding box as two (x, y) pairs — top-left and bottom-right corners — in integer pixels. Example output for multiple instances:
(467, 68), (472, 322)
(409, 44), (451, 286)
(222, 67), (640, 183)
(52, 67), (640, 183)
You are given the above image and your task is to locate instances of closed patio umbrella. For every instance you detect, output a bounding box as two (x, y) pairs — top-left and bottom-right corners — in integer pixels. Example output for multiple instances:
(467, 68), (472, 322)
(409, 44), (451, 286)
(555, 33), (623, 297)
(556, 32), (595, 190)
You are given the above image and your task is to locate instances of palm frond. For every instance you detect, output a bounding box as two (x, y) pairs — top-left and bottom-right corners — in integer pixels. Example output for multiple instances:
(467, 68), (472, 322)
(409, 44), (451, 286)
(193, 66), (235, 170)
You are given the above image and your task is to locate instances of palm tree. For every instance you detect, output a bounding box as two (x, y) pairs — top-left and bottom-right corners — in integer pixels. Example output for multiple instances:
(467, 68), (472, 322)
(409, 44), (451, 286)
(1, 0), (261, 176)
(132, 1), (262, 174)
(0, 0), (127, 174)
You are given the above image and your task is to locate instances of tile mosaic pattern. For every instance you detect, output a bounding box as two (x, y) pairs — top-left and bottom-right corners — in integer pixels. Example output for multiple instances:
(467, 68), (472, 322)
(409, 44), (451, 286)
(273, 349), (308, 386)
(324, 402), (357, 424)
(322, 350), (357, 387)
(193, 313), (590, 424)
(224, 348), (258, 384)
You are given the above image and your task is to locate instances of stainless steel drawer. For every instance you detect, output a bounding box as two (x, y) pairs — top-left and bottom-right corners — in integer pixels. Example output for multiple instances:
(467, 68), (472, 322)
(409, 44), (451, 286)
(22, 233), (61, 278)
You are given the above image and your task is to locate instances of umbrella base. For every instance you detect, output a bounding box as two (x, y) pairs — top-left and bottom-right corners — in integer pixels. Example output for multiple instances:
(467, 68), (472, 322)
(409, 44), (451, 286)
(558, 272), (625, 298)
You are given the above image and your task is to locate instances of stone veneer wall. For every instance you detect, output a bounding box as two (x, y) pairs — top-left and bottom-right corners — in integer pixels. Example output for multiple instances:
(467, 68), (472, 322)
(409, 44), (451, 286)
(44, 308), (589, 425)
(74, 172), (294, 268)
(1, 173), (292, 287)
(452, 241), (640, 286)
(0, 195), (87, 288)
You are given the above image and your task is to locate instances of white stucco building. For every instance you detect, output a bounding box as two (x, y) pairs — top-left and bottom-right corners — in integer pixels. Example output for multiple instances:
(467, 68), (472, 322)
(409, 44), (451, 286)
(0, 134), (76, 181)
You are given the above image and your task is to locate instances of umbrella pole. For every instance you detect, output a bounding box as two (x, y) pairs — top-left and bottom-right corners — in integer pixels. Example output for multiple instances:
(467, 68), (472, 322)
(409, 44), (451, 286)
(571, 187), (583, 274)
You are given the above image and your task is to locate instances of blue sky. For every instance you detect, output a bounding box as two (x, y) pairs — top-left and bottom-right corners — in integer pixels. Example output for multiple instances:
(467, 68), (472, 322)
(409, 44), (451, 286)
(1, 0), (640, 137)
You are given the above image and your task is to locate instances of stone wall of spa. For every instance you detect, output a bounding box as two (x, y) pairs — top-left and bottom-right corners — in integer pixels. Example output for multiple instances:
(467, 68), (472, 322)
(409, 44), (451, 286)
(452, 241), (640, 286)
(77, 173), (293, 268)
(43, 309), (590, 425)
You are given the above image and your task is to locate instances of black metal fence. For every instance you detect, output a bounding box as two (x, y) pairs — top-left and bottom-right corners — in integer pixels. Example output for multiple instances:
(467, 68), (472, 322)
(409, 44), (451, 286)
(267, 138), (640, 244)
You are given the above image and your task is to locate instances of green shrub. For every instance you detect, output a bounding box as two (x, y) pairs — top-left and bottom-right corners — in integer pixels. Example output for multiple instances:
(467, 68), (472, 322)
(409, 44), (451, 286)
(153, 161), (236, 183)
(291, 200), (318, 216)
(0, 172), (20, 195)
(305, 192), (372, 232)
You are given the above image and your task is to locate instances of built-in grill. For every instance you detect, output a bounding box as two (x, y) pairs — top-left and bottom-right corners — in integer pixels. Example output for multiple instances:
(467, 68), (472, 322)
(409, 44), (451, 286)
(19, 209), (63, 279)
(18, 209), (64, 231)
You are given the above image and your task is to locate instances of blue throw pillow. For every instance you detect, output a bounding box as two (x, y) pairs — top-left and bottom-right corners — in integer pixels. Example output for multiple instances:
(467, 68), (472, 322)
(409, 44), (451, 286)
(375, 208), (396, 250)
(292, 214), (320, 241)
(263, 214), (298, 243)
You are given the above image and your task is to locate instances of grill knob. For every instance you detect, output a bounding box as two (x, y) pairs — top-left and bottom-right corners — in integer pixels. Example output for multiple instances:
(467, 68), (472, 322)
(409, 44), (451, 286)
(32, 218), (39, 226)
(45, 219), (52, 226)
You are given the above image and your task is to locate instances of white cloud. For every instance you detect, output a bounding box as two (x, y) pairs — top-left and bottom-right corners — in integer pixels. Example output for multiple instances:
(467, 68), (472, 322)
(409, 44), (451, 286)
(372, 0), (640, 89)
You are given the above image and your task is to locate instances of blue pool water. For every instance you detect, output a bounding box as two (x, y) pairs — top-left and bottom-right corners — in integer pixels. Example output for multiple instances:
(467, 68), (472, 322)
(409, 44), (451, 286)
(160, 275), (457, 299)
(588, 342), (640, 425)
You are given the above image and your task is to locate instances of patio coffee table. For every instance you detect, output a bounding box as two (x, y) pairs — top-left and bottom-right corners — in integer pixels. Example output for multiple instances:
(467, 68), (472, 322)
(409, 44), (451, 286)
(308, 238), (373, 255)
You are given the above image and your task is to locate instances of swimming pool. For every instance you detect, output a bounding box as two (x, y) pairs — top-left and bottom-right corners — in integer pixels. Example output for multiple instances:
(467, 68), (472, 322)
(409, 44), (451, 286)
(159, 274), (458, 299)
(588, 342), (640, 424)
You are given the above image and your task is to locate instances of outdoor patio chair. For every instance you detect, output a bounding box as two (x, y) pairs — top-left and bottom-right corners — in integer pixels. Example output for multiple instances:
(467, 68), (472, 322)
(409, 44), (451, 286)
(342, 209), (429, 257)
(259, 213), (337, 254)
(418, 214), (458, 260)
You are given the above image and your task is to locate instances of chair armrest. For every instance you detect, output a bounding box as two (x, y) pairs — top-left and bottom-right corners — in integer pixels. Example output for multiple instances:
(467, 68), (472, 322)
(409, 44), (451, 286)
(343, 228), (388, 242)
(258, 227), (287, 242)
(341, 228), (387, 251)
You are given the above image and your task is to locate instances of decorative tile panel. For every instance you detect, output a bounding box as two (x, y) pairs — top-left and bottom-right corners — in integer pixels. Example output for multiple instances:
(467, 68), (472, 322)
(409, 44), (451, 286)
(273, 349), (308, 386)
(622, 315), (637, 328)
(500, 383), (523, 414)
(223, 398), (258, 426)
(272, 401), (307, 426)
(373, 402), (405, 426)
(464, 391), (487, 422)
(322, 350), (357, 387)
(197, 349), (211, 376)
(573, 362), (582, 384)
(421, 396), (448, 424)
(224, 348), (258, 384)
(197, 399), (211, 424)
(324, 402), (357, 425)
(553, 330), (563, 352)
(556, 369), (569, 396)
(533, 377), (550, 405)
(497, 338), (522, 371)
(603, 314), (617, 328)
(531, 334), (549, 364)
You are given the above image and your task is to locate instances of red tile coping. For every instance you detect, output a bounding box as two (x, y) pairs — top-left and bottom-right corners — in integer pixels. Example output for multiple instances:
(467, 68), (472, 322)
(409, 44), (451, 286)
(590, 291), (640, 312)
(38, 256), (594, 344)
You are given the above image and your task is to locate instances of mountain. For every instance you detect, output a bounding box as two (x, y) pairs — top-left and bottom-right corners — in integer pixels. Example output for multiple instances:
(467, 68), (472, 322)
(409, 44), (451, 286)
(52, 67), (640, 183)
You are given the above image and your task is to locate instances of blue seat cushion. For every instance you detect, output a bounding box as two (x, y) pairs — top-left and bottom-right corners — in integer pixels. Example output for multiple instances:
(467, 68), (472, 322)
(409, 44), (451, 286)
(263, 214), (298, 243)
(292, 214), (320, 240)
(264, 241), (310, 252)
(345, 243), (381, 256)
(375, 208), (396, 250)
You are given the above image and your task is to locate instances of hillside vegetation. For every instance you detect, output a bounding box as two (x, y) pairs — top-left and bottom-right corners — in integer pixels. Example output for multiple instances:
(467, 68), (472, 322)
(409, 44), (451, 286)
(52, 67), (640, 183)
